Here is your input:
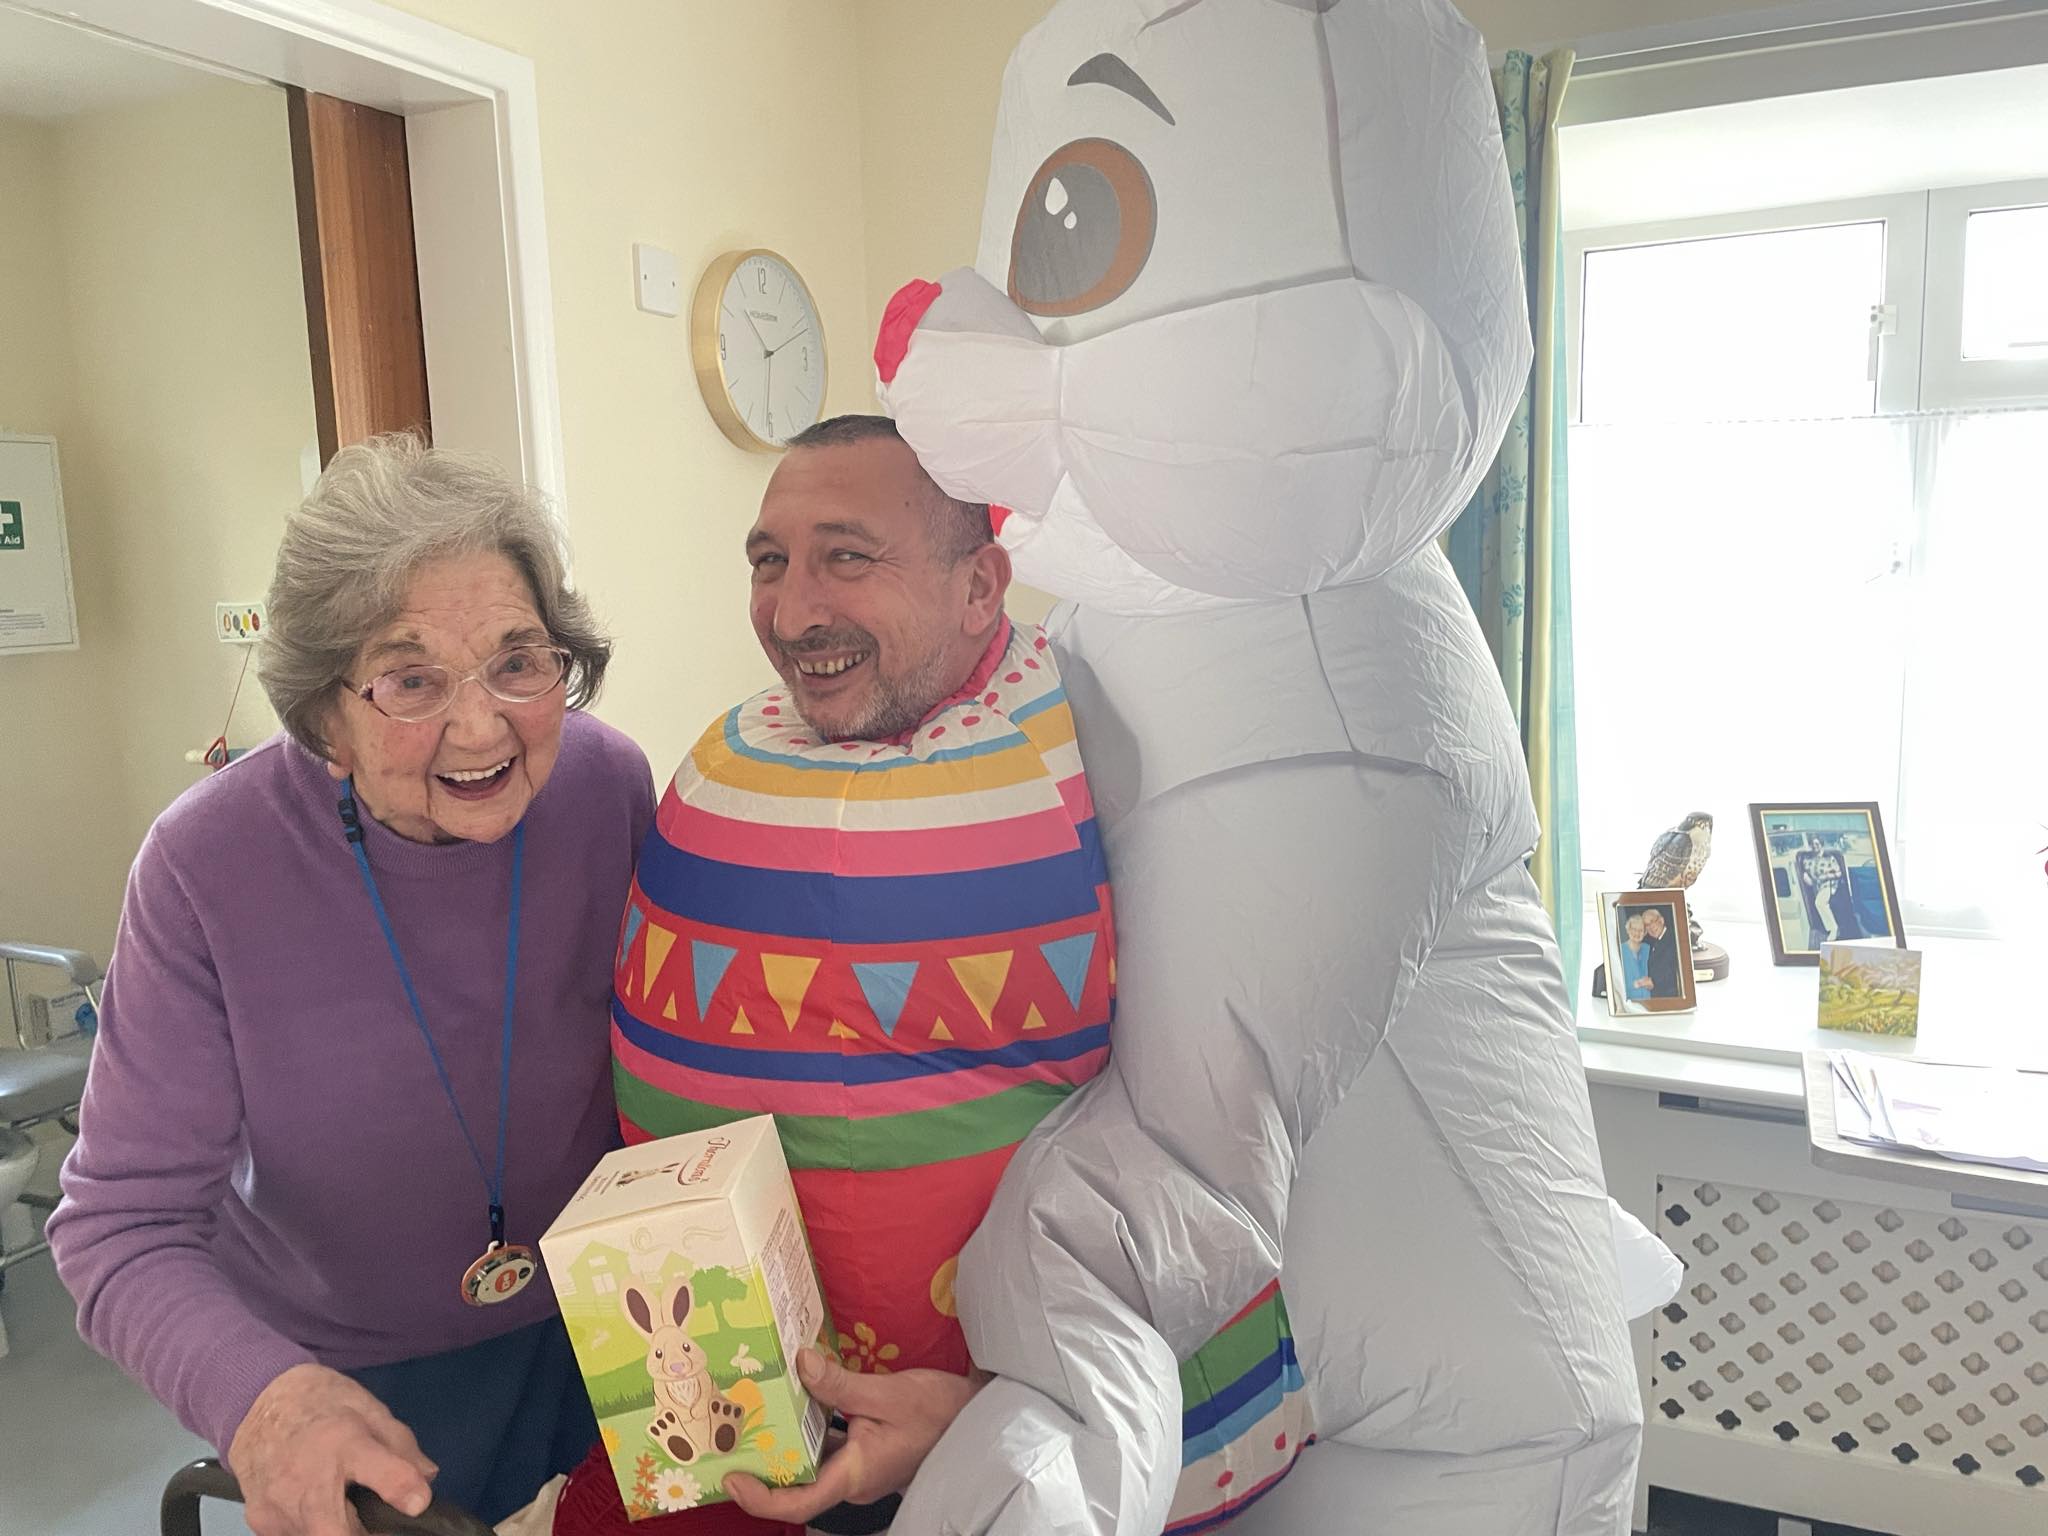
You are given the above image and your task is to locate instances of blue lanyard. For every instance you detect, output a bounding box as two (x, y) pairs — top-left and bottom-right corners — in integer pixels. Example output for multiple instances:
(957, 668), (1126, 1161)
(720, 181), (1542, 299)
(339, 781), (524, 1246)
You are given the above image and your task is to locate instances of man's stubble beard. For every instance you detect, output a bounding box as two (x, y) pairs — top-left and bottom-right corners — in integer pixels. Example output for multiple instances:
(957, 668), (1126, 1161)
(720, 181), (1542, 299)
(798, 640), (964, 743)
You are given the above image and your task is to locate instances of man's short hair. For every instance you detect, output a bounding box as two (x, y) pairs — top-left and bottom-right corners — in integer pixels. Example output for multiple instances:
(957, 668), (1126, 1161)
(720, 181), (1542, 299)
(786, 414), (993, 564)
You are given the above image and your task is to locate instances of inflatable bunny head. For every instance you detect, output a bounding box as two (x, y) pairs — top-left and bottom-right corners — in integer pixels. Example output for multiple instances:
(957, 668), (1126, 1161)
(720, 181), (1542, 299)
(881, 0), (1531, 608)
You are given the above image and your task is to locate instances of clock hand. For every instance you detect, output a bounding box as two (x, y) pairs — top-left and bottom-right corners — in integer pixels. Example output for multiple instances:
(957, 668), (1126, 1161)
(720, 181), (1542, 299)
(725, 299), (771, 357)
(765, 325), (811, 359)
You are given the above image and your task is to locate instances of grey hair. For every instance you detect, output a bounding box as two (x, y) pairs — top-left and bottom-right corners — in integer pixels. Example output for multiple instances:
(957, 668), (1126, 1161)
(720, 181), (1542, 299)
(785, 414), (993, 564)
(258, 432), (610, 758)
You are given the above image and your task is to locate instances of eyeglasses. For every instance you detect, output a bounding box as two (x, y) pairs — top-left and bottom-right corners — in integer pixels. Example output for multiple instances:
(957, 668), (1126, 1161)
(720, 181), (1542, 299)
(347, 644), (572, 723)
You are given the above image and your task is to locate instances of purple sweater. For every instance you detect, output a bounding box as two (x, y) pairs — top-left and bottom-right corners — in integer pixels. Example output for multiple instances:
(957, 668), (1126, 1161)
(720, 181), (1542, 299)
(48, 710), (653, 1454)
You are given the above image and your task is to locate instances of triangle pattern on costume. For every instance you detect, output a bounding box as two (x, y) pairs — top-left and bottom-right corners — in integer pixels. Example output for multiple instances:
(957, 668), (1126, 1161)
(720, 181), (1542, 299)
(1040, 933), (1096, 1012)
(644, 926), (677, 1002)
(763, 954), (821, 1031)
(854, 961), (919, 1038)
(692, 941), (738, 1022)
(948, 952), (1013, 1029)
(610, 622), (1122, 1412)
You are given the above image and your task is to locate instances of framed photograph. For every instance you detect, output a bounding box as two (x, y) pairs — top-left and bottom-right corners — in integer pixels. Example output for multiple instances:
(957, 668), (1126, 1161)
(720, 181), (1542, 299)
(1598, 888), (1698, 1016)
(0, 434), (80, 654)
(1748, 802), (1906, 967)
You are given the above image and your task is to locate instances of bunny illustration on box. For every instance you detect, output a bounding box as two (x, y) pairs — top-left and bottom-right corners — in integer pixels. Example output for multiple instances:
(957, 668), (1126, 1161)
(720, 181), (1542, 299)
(622, 1280), (748, 1464)
(540, 1119), (831, 1518)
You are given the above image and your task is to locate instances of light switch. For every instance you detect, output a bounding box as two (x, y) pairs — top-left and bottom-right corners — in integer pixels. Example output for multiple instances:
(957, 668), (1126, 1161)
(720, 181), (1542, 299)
(634, 243), (680, 317)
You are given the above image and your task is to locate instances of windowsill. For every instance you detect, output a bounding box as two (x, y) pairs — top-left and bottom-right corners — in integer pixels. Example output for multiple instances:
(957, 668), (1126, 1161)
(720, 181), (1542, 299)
(1576, 920), (2042, 1075)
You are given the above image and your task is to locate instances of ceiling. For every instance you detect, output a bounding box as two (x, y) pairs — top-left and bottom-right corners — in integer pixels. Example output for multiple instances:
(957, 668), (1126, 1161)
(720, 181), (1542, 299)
(1565, 63), (2048, 230)
(0, 5), (227, 122)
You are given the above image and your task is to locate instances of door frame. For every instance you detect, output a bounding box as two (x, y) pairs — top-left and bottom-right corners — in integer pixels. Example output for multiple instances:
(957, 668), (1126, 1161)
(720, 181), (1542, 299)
(11, 0), (566, 512)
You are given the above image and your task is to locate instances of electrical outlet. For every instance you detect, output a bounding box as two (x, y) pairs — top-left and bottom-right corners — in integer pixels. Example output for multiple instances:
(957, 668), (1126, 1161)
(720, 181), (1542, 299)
(216, 602), (267, 644)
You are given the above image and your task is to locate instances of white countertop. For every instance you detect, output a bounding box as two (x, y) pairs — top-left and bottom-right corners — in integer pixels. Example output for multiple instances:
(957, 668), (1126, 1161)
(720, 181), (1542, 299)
(1575, 921), (2042, 1110)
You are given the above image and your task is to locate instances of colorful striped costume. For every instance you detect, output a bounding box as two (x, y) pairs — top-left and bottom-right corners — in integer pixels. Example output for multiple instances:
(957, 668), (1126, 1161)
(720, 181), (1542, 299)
(612, 621), (1306, 1527)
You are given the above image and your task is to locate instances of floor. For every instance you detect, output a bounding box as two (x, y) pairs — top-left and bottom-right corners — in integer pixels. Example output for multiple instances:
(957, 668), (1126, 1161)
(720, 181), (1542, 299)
(1, 1231), (1896, 1536)
(0, 1252), (254, 1536)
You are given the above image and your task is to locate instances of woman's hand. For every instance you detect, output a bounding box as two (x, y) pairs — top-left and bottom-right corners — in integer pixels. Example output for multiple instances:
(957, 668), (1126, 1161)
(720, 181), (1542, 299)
(723, 1347), (984, 1524)
(227, 1363), (437, 1536)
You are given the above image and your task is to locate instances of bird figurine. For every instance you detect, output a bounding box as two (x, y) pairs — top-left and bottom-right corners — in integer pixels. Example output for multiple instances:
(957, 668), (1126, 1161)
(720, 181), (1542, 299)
(1637, 811), (1727, 982)
(1640, 811), (1713, 891)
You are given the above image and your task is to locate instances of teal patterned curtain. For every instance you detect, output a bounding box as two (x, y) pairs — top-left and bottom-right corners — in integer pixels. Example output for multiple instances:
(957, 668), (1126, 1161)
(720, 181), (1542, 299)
(1448, 49), (1584, 997)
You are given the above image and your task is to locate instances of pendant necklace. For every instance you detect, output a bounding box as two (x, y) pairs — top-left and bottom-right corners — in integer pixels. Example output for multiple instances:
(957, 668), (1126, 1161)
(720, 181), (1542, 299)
(339, 782), (537, 1307)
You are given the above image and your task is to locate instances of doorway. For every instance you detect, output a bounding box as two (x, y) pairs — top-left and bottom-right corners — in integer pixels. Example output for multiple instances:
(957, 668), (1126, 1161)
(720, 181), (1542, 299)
(0, 7), (558, 1527)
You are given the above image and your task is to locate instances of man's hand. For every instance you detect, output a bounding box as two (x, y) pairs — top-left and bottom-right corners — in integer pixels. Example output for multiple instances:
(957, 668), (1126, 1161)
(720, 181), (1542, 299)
(723, 1348), (983, 1524)
(227, 1363), (436, 1536)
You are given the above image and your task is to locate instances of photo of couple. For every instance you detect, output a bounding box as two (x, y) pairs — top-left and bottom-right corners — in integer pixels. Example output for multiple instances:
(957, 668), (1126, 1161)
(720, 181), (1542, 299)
(1600, 889), (1699, 1016)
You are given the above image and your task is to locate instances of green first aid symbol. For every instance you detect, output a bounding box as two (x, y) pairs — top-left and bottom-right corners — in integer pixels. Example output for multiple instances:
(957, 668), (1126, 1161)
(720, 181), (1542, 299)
(0, 501), (22, 551)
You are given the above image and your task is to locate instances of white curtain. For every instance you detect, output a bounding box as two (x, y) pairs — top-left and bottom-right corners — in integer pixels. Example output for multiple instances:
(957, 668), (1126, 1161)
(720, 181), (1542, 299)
(1569, 408), (2048, 938)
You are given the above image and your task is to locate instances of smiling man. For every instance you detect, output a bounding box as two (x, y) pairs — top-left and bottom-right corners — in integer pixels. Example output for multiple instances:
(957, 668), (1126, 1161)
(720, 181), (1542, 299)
(570, 414), (1121, 1534)
(745, 414), (1008, 742)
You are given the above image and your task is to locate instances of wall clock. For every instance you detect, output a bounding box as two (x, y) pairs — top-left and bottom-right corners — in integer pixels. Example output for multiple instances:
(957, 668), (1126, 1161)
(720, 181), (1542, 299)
(690, 247), (827, 453)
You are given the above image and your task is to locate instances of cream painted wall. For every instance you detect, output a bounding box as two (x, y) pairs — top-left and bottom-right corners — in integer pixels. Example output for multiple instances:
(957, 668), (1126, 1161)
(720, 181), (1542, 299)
(0, 120), (63, 434)
(380, 0), (876, 782)
(854, 0), (1033, 360)
(0, 113), (124, 966)
(0, 83), (315, 962)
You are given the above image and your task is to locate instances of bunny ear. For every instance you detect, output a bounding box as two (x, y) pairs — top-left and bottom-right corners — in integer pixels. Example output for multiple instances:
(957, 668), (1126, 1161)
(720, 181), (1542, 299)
(669, 1282), (694, 1328)
(623, 1285), (656, 1336)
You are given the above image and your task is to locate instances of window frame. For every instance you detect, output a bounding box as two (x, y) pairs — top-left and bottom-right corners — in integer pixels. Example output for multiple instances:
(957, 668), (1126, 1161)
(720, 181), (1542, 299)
(1565, 180), (2048, 940)
(1565, 192), (1930, 425)
(1921, 175), (2048, 409)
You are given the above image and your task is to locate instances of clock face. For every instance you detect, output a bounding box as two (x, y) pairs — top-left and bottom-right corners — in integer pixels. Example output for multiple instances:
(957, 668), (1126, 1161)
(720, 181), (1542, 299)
(714, 253), (826, 449)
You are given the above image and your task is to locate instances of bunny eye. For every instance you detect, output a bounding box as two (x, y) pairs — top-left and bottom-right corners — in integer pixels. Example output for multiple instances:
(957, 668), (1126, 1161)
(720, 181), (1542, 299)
(1009, 138), (1156, 318)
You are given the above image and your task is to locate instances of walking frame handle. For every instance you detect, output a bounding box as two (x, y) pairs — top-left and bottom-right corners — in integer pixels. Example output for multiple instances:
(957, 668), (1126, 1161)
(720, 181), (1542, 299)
(160, 1458), (498, 1536)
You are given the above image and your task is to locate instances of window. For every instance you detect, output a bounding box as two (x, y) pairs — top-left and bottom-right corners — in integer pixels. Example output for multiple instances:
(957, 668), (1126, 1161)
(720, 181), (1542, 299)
(1568, 180), (2048, 939)
(1924, 180), (2048, 407)
(1578, 217), (1899, 423)
(1959, 205), (2048, 359)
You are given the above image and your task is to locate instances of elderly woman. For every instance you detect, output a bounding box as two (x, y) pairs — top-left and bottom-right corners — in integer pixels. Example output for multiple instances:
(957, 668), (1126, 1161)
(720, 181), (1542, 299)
(48, 436), (653, 1534)
(1619, 912), (1654, 1010)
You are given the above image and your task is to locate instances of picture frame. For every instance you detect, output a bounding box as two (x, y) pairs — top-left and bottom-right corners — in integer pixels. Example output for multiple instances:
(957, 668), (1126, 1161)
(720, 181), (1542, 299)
(0, 433), (80, 654)
(1747, 802), (1906, 967)
(1598, 888), (1698, 1016)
